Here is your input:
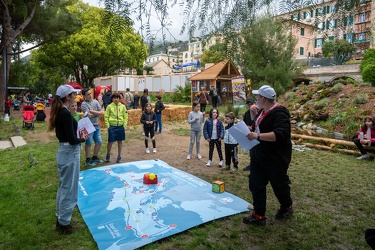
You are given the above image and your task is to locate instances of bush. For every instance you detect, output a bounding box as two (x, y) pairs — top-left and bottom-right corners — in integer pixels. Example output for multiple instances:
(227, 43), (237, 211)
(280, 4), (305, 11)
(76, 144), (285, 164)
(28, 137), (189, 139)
(285, 91), (297, 100)
(353, 92), (369, 104)
(360, 48), (375, 72)
(362, 64), (375, 85)
(331, 83), (343, 94)
(314, 98), (329, 110)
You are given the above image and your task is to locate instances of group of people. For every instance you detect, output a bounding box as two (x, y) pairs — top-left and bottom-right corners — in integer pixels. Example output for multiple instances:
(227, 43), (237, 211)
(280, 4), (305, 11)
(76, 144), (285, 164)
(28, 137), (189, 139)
(49, 83), (293, 235)
(188, 85), (294, 226)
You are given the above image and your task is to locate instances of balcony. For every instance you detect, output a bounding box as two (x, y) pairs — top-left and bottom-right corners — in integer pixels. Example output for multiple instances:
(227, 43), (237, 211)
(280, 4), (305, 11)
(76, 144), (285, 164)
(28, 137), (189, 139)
(353, 38), (371, 43)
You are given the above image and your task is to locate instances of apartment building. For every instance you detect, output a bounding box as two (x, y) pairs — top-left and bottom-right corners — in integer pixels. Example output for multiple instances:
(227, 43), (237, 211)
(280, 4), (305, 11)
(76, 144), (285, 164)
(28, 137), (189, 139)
(144, 52), (179, 67)
(280, 0), (373, 59)
(180, 36), (219, 64)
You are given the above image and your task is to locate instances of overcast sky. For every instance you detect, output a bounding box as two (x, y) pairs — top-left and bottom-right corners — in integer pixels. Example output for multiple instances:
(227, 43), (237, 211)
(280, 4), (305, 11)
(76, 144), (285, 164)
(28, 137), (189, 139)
(83, 0), (189, 42)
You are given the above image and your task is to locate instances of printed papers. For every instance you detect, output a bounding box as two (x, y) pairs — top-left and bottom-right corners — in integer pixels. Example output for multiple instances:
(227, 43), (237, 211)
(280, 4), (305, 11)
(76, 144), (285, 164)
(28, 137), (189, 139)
(77, 117), (95, 138)
(228, 121), (259, 152)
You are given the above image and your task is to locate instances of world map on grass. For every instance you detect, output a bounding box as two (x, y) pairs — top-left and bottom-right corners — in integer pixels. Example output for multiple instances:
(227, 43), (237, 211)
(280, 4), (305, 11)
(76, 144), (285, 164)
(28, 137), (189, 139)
(78, 160), (250, 250)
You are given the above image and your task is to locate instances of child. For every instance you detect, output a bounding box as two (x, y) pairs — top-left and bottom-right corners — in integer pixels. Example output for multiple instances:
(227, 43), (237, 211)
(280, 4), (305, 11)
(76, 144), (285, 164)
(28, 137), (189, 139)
(187, 101), (204, 160)
(104, 93), (128, 163)
(154, 95), (165, 134)
(140, 103), (157, 153)
(203, 108), (224, 167)
(69, 102), (82, 121)
(352, 115), (375, 160)
(223, 112), (239, 173)
(4, 96), (11, 116)
(133, 91), (140, 109)
(35, 100), (46, 122)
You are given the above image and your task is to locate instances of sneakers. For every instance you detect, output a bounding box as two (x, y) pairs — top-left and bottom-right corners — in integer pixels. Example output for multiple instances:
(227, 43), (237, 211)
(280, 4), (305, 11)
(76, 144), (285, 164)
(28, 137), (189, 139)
(116, 156), (122, 163)
(92, 156), (104, 164)
(146, 148), (150, 154)
(243, 165), (250, 171)
(153, 148), (157, 153)
(56, 221), (81, 235)
(243, 212), (267, 226)
(230, 167), (238, 173)
(85, 159), (96, 167)
(275, 206), (294, 220)
(197, 154), (202, 160)
(218, 160), (224, 167)
(105, 154), (110, 162)
(206, 160), (212, 167)
(187, 154), (191, 160)
(357, 154), (370, 160)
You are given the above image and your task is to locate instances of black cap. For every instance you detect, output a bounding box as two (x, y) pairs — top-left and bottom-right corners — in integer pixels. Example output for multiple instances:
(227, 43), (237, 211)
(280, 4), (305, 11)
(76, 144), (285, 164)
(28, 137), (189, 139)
(246, 98), (255, 104)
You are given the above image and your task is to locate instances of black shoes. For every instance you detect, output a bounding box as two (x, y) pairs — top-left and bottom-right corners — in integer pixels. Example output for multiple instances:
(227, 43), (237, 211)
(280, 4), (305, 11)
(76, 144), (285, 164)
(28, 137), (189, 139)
(243, 212), (267, 226)
(56, 220), (81, 235)
(243, 165), (250, 171)
(275, 206), (294, 220)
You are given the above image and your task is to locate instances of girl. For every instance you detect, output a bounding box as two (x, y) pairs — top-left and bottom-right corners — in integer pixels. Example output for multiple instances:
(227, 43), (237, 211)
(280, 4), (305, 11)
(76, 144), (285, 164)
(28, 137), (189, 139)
(198, 86), (209, 113)
(187, 101), (204, 160)
(203, 108), (224, 167)
(48, 84), (88, 234)
(353, 115), (375, 160)
(140, 103), (157, 153)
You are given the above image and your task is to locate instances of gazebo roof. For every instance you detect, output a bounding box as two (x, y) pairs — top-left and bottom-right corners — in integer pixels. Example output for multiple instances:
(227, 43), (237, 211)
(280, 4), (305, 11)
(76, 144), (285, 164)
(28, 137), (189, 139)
(189, 58), (241, 81)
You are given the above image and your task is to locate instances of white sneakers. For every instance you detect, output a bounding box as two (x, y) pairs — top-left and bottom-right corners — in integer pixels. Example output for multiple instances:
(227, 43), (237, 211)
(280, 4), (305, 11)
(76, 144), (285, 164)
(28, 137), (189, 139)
(197, 154), (202, 160)
(146, 148), (156, 153)
(357, 154), (370, 160)
(153, 148), (157, 153)
(219, 160), (224, 167)
(187, 154), (191, 160)
(146, 148), (150, 154)
(206, 160), (212, 167)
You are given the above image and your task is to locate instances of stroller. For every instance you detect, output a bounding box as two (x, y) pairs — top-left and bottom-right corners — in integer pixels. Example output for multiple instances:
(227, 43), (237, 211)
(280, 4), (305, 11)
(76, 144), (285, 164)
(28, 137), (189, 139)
(35, 102), (46, 122)
(13, 99), (20, 111)
(22, 105), (35, 129)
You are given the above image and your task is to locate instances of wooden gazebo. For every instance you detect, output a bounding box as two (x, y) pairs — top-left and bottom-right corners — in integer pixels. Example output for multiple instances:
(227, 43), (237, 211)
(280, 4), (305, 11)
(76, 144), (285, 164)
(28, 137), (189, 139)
(189, 58), (243, 105)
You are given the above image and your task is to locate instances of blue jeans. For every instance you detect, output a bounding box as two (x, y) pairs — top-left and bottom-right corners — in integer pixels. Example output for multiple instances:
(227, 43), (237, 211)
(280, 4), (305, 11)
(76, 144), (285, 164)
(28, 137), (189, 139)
(155, 114), (162, 133)
(189, 130), (201, 155)
(86, 125), (102, 145)
(56, 143), (81, 226)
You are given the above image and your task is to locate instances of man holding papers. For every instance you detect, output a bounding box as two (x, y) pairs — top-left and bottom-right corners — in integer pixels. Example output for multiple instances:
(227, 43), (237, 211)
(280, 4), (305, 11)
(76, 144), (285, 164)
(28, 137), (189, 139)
(242, 85), (293, 226)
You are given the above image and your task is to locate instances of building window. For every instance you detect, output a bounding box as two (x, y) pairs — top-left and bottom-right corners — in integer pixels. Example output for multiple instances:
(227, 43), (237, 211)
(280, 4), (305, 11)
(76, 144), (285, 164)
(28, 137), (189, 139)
(359, 13), (366, 22)
(315, 38), (323, 48)
(301, 28), (305, 36)
(344, 33), (353, 43)
(185, 53), (188, 58)
(359, 33), (365, 41)
(300, 47), (304, 55)
(329, 36), (334, 40)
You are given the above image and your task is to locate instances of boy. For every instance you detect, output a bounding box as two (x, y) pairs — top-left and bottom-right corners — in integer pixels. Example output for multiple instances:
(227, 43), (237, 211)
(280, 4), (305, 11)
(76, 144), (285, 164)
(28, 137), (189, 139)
(104, 93), (128, 163)
(154, 95), (165, 134)
(223, 112), (239, 173)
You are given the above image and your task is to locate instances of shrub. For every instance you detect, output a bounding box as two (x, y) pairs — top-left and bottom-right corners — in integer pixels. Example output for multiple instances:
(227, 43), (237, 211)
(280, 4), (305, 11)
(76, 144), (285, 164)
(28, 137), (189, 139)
(331, 83), (343, 94)
(314, 98), (329, 110)
(353, 92), (369, 104)
(316, 89), (331, 101)
(362, 64), (375, 85)
(346, 78), (358, 85)
(285, 91), (297, 100)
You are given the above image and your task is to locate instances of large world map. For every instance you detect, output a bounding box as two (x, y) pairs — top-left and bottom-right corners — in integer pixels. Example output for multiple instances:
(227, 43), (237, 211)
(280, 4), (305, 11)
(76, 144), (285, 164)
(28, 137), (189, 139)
(78, 159), (250, 249)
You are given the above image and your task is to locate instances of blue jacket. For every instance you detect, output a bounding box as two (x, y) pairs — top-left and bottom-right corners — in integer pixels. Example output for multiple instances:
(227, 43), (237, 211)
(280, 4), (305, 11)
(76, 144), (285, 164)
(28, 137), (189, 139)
(203, 118), (224, 140)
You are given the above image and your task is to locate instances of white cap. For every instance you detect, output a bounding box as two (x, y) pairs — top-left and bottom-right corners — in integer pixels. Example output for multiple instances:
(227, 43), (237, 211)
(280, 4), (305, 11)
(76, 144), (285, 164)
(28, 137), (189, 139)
(56, 85), (76, 98)
(252, 85), (276, 100)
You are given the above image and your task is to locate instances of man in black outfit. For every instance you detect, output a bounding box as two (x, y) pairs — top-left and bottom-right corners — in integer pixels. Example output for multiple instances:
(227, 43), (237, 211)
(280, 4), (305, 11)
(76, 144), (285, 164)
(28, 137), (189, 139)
(243, 85), (293, 226)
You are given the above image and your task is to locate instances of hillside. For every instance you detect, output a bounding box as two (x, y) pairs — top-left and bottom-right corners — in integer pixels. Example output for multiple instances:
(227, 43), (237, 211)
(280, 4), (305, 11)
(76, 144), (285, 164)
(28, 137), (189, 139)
(279, 82), (375, 139)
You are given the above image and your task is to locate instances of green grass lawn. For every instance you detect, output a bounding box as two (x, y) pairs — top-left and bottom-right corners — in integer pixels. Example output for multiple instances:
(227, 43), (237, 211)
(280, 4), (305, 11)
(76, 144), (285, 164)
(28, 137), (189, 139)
(0, 118), (374, 249)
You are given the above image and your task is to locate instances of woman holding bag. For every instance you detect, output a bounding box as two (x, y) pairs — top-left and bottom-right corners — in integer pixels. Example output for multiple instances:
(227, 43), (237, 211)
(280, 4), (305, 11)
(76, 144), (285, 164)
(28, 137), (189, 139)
(198, 86), (209, 113)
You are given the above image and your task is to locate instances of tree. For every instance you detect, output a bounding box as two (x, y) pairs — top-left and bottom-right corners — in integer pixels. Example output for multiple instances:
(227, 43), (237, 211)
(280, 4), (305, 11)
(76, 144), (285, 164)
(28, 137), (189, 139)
(1, 0), (80, 111)
(30, 3), (148, 87)
(360, 49), (375, 85)
(239, 14), (297, 95)
(322, 40), (356, 65)
(200, 43), (226, 66)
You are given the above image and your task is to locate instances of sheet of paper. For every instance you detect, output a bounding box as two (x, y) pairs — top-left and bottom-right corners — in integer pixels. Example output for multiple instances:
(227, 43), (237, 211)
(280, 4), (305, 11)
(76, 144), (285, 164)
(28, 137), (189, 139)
(77, 117), (96, 137)
(228, 121), (260, 152)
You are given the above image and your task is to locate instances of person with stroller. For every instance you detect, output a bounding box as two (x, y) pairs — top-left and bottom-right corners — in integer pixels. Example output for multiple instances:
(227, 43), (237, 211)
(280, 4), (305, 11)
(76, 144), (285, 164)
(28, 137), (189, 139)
(48, 84), (88, 234)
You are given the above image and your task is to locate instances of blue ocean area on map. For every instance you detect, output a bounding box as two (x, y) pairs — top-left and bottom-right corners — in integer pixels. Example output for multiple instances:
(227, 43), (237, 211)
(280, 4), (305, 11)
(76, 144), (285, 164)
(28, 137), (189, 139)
(78, 159), (250, 250)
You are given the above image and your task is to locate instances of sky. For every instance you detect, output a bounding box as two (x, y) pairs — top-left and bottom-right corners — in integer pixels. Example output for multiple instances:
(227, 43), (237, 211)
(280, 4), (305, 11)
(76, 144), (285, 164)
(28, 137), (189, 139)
(83, 0), (189, 42)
